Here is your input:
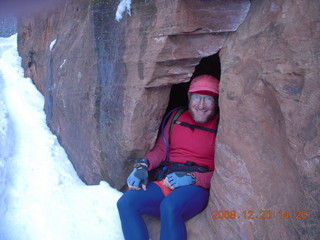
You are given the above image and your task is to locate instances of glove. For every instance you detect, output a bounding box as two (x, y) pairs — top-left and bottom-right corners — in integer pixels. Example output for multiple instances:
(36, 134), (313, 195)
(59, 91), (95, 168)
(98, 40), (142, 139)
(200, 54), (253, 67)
(127, 158), (149, 190)
(165, 172), (196, 189)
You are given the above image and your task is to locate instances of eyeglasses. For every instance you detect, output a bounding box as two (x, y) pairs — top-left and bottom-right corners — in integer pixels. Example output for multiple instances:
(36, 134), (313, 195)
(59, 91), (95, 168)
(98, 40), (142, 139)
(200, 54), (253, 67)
(190, 94), (215, 105)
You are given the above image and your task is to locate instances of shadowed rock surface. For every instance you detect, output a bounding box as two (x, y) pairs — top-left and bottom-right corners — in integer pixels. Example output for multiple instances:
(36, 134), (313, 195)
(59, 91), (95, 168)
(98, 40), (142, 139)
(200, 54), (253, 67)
(16, 0), (319, 239)
(17, 0), (250, 189)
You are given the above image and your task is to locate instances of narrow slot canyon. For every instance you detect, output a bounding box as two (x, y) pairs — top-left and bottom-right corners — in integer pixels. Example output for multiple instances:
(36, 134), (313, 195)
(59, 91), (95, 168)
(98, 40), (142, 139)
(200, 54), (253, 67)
(15, 0), (319, 239)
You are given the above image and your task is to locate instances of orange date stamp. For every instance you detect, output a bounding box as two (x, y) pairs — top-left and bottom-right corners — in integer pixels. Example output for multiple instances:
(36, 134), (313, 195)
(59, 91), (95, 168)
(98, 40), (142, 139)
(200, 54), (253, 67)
(211, 210), (309, 220)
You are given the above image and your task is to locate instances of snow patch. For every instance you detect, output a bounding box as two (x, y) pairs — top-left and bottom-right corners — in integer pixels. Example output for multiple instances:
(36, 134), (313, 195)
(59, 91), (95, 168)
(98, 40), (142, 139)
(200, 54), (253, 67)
(0, 34), (124, 240)
(60, 59), (67, 69)
(115, 0), (132, 21)
(50, 39), (57, 51)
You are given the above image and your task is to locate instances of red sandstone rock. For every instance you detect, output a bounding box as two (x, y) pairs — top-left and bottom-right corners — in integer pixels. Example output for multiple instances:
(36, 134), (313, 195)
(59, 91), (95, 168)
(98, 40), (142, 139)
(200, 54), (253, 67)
(17, 0), (319, 239)
(17, 0), (250, 189)
(186, 0), (320, 239)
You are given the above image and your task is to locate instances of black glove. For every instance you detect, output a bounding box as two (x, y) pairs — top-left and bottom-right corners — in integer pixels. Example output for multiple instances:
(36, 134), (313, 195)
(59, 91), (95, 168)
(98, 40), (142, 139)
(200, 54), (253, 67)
(127, 158), (149, 190)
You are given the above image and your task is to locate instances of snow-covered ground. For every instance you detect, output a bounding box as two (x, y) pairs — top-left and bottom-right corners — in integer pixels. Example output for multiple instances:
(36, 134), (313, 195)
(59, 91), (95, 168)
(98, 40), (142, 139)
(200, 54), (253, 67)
(0, 34), (124, 240)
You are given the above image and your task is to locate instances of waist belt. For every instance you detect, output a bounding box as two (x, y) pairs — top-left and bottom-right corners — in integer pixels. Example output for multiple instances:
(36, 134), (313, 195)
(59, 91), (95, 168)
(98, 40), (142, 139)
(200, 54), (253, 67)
(160, 161), (209, 173)
(149, 161), (210, 181)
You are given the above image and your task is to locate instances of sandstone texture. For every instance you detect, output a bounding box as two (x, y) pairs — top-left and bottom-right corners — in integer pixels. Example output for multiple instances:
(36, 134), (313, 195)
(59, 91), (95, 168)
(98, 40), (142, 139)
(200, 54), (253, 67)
(17, 0), (250, 189)
(17, 0), (319, 239)
(186, 0), (320, 239)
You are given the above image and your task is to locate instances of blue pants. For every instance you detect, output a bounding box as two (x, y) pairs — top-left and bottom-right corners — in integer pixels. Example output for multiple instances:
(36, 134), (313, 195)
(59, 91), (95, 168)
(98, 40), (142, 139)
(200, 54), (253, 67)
(117, 183), (209, 240)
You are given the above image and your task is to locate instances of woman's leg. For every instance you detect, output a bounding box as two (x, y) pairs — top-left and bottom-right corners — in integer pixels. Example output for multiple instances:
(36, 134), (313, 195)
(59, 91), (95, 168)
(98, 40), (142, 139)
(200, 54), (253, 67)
(117, 183), (165, 240)
(159, 185), (209, 240)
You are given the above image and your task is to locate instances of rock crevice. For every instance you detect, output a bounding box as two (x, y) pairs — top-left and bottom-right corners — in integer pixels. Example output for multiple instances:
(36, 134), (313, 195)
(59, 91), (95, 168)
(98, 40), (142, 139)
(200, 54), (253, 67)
(17, 0), (319, 239)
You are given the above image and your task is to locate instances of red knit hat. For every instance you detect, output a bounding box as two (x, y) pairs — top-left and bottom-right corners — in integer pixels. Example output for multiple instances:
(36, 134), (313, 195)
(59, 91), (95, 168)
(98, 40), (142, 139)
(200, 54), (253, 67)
(188, 75), (219, 96)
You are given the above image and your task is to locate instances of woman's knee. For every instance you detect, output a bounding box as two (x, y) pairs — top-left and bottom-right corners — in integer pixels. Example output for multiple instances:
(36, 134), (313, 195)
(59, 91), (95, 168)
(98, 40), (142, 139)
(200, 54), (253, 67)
(117, 194), (127, 213)
(117, 191), (137, 213)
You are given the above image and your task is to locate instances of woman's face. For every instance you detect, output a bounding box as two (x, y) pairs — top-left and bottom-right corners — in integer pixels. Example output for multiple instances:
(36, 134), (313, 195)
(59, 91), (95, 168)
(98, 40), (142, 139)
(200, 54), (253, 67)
(188, 93), (218, 123)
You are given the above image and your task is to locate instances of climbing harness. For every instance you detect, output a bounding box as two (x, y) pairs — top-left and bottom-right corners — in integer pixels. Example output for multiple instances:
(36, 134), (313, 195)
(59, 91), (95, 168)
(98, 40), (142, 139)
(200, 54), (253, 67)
(150, 107), (216, 181)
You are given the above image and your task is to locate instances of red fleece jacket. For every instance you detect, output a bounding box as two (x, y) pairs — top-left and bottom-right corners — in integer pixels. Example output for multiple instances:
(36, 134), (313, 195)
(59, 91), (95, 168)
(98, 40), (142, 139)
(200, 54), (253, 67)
(146, 109), (218, 190)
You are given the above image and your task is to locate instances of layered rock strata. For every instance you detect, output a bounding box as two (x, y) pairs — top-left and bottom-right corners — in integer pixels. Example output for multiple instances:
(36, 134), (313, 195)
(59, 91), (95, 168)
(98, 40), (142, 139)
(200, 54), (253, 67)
(17, 0), (319, 239)
(17, 0), (250, 189)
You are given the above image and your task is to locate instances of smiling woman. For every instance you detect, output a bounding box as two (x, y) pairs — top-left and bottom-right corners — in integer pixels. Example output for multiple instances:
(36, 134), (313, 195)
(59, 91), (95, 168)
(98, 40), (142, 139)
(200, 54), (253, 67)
(187, 75), (219, 124)
(117, 74), (220, 240)
(189, 93), (218, 124)
(165, 53), (221, 117)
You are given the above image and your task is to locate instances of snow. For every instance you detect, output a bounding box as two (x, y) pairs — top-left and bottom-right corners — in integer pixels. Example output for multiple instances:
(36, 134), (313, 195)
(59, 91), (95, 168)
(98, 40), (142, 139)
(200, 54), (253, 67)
(0, 34), (124, 240)
(60, 59), (67, 69)
(49, 39), (56, 51)
(115, 0), (132, 22)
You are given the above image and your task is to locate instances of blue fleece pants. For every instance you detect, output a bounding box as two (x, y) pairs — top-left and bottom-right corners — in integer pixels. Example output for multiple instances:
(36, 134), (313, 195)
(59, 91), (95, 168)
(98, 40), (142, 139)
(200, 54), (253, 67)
(117, 183), (209, 240)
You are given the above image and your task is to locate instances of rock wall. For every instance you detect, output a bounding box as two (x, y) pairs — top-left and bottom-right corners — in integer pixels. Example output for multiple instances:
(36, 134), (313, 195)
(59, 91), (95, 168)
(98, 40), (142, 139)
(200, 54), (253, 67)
(17, 0), (250, 189)
(187, 0), (320, 239)
(16, 0), (319, 239)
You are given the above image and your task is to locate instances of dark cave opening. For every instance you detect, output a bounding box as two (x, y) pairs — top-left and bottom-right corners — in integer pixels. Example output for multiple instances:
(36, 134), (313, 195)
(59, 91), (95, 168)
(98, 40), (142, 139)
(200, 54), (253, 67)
(165, 52), (221, 112)
(157, 52), (221, 139)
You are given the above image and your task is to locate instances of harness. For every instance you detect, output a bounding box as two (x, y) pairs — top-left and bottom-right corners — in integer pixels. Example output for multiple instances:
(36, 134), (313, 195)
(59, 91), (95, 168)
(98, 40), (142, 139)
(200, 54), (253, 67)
(169, 107), (217, 133)
(150, 107), (217, 181)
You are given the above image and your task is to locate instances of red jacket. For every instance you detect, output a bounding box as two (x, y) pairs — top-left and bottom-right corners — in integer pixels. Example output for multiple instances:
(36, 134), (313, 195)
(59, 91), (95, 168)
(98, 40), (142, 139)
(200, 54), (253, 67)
(146, 109), (218, 192)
